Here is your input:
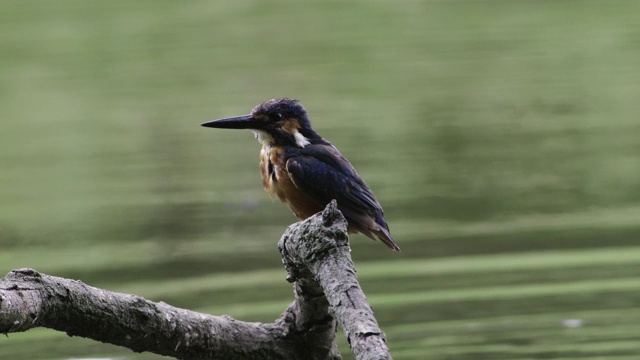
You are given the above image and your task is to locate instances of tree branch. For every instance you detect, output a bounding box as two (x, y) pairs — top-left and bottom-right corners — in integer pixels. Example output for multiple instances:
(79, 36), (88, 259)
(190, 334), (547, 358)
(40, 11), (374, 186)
(0, 201), (391, 360)
(280, 200), (391, 360)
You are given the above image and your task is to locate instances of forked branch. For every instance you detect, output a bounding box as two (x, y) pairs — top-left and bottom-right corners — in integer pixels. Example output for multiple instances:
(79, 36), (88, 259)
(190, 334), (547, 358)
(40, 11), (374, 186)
(0, 201), (391, 360)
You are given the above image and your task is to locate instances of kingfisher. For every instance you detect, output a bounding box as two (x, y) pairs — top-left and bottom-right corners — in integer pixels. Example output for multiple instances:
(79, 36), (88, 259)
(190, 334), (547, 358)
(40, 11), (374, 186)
(201, 98), (400, 252)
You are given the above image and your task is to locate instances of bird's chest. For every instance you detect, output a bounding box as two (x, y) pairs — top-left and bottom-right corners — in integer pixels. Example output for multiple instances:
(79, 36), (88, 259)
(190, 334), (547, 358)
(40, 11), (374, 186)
(259, 145), (287, 196)
(259, 145), (320, 219)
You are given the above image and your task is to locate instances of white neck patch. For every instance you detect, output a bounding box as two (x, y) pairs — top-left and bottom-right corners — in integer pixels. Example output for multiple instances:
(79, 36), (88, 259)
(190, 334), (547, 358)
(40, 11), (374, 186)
(252, 130), (274, 146)
(251, 129), (310, 148)
(293, 130), (310, 147)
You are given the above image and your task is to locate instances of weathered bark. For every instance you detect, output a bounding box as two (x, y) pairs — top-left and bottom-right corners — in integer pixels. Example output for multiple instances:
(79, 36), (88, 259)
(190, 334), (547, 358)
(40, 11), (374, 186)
(280, 200), (391, 360)
(0, 201), (391, 360)
(0, 268), (312, 359)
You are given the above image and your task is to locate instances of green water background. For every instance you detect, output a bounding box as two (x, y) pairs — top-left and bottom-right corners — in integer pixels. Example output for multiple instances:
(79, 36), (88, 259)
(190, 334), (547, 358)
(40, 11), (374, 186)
(1, 1), (640, 359)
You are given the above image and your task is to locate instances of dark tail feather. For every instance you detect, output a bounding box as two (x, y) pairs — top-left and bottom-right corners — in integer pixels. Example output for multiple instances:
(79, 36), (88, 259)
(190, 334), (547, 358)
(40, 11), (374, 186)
(343, 210), (401, 252)
(373, 226), (401, 252)
(359, 223), (401, 252)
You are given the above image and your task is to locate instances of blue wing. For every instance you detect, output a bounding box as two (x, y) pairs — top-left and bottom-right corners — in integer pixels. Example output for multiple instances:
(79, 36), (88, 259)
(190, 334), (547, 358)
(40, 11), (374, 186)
(285, 144), (399, 251)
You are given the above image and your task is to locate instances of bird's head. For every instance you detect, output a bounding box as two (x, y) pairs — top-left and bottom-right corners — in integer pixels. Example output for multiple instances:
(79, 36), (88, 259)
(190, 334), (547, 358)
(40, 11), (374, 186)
(202, 98), (321, 147)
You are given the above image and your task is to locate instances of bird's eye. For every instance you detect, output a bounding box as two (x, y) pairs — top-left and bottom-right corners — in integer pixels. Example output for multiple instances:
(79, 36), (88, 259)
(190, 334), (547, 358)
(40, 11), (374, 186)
(270, 114), (284, 123)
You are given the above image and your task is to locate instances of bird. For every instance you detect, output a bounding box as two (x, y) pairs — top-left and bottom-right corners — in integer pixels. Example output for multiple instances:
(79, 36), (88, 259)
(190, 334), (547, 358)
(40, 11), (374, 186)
(201, 98), (400, 252)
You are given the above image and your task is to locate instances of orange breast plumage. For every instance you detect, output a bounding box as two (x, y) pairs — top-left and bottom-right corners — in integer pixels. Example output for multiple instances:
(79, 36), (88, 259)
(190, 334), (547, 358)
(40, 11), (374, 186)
(260, 145), (323, 220)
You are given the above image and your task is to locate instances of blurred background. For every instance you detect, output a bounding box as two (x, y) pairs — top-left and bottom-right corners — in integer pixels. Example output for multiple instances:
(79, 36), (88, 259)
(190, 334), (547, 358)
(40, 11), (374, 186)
(1, 1), (640, 359)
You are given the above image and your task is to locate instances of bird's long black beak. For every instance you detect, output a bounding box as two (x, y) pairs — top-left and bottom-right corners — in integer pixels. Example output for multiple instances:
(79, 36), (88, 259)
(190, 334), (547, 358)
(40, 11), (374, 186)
(201, 115), (262, 129)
